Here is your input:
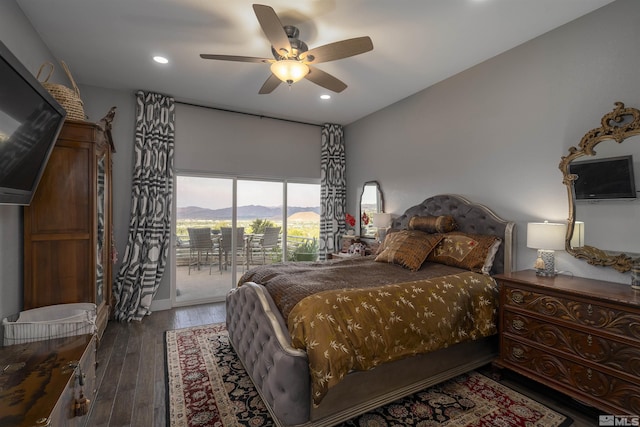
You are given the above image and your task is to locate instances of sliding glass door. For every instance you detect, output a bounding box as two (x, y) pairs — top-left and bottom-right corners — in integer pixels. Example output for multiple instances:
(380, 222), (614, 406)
(174, 175), (233, 304)
(173, 174), (320, 305)
(287, 183), (321, 262)
(237, 179), (284, 267)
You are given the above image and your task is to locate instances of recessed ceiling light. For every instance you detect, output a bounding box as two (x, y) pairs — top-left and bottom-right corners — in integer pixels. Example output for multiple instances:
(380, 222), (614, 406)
(320, 94), (331, 100)
(153, 56), (169, 64)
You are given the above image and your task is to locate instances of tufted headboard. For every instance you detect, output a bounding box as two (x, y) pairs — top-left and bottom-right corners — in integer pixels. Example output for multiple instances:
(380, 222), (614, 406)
(390, 194), (515, 274)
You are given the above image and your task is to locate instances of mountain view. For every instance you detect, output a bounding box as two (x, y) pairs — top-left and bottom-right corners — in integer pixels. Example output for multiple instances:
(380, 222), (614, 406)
(177, 205), (321, 221)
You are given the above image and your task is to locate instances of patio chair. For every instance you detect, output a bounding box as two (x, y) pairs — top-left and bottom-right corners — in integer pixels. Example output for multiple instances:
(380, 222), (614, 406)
(219, 227), (246, 272)
(257, 226), (281, 264)
(187, 227), (214, 274)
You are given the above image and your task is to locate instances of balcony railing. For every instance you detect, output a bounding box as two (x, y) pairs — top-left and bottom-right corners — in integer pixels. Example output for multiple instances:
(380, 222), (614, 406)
(175, 233), (317, 267)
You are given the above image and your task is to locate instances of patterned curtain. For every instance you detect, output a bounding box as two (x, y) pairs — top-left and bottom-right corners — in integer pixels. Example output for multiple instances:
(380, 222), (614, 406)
(319, 124), (346, 260)
(113, 91), (175, 322)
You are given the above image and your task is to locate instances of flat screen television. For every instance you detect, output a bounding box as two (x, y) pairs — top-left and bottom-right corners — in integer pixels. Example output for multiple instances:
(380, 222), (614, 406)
(0, 41), (66, 206)
(569, 155), (637, 201)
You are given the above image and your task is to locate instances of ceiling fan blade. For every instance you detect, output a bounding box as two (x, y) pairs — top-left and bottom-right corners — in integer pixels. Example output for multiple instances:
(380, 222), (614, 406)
(305, 66), (347, 93)
(300, 37), (373, 64)
(252, 4), (292, 58)
(200, 54), (272, 63)
(259, 74), (282, 94)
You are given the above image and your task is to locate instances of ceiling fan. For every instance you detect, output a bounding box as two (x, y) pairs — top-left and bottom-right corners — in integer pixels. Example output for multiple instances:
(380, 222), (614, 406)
(200, 4), (373, 94)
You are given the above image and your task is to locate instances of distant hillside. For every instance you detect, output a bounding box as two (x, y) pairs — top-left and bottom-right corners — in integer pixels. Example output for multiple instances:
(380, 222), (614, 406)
(177, 205), (320, 220)
(288, 211), (320, 222)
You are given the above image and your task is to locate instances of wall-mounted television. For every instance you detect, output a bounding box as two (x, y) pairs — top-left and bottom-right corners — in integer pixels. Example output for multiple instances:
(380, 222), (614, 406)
(0, 41), (66, 206)
(569, 155), (637, 201)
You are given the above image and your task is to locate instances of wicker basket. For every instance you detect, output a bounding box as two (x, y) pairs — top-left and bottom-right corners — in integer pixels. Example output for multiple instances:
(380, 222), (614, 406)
(37, 61), (86, 121)
(2, 303), (97, 346)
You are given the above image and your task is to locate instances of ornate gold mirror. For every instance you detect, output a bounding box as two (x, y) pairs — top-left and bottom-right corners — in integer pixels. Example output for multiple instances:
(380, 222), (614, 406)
(359, 181), (383, 237)
(559, 102), (640, 272)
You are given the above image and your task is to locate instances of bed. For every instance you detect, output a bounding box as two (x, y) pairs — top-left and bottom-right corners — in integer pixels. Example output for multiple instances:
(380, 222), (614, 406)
(225, 194), (515, 427)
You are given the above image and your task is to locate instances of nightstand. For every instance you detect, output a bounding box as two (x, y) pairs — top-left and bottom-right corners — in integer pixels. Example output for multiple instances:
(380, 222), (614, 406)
(493, 270), (640, 415)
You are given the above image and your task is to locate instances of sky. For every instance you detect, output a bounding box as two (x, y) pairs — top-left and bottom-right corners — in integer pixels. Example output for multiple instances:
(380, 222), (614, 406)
(177, 176), (320, 210)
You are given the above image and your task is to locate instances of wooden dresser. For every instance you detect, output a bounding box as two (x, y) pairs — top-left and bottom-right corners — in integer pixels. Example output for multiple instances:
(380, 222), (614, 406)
(0, 334), (96, 427)
(494, 270), (640, 415)
(23, 109), (116, 340)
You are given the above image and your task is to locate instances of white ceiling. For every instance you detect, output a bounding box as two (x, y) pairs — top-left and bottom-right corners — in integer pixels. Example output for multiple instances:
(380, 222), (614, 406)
(17, 0), (614, 125)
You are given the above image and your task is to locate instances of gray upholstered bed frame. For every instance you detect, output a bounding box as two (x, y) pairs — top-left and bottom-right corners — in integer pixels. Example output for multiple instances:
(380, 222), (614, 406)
(225, 194), (515, 427)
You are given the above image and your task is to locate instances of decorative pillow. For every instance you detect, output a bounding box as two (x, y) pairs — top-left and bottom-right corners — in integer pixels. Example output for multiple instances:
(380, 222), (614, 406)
(375, 228), (400, 254)
(341, 236), (364, 253)
(375, 230), (444, 271)
(348, 242), (367, 256)
(427, 232), (502, 274)
(408, 215), (457, 234)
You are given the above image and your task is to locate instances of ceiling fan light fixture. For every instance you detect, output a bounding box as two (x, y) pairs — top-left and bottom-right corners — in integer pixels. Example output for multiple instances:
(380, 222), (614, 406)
(200, 4), (373, 93)
(270, 60), (309, 85)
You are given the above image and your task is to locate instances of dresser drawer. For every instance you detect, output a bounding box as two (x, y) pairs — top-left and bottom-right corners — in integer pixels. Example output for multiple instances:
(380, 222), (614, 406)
(503, 286), (640, 341)
(502, 310), (640, 378)
(502, 336), (640, 415)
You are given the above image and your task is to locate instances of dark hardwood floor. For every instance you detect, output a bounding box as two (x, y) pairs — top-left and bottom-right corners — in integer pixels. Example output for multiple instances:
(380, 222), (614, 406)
(86, 302), (226, 427)
(87, 302), (599, 426)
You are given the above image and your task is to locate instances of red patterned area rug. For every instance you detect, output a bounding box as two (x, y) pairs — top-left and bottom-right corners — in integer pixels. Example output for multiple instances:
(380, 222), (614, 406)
(165, 324), (572, 427)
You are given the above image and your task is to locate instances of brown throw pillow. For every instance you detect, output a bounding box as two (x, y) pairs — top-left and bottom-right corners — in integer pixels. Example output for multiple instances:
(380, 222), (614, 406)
(427, 231), (501, 274)
(408, 215), (457, 234)
(375, 228), (400, 255)
(375, 230), (444, 271)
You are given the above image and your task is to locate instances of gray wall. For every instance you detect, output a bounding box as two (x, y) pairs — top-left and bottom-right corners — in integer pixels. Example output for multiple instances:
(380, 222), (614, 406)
(344, 0), (640, 284)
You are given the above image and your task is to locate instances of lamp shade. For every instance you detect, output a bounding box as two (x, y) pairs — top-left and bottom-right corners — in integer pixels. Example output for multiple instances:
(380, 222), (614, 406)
(527, 221), (567, 250)
(270, 60), (309, 84)
(372, 212), (392, 228)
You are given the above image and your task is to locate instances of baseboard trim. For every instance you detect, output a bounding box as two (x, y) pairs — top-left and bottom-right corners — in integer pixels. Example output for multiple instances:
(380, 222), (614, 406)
(150, 298), (172, 312)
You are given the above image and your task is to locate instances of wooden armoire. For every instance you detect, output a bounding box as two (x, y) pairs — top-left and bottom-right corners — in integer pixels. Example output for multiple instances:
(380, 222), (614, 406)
(23, 108), (116, 339)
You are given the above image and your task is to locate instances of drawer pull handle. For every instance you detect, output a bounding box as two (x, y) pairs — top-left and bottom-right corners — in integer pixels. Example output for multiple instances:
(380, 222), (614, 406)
(587, 304), (593, 316)
(512, 347), (525, 359)
(587, 368), (593, 380)
(62, 360), (80, 374)
(511, 291), (524, 304)
(512, 319), (525, 331)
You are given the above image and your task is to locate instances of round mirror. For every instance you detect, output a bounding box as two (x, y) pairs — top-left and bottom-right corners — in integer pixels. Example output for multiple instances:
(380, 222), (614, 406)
(559, 102), (640, 272)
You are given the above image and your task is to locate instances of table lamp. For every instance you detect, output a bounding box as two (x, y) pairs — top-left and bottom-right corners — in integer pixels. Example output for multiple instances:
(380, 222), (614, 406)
(372, 212), (392, 243)
(527, 221), (567, 276)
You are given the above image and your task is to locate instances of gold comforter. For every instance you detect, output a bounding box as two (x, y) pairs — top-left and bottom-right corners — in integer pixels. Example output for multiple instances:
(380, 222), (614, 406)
(287, 271), (498, 405)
